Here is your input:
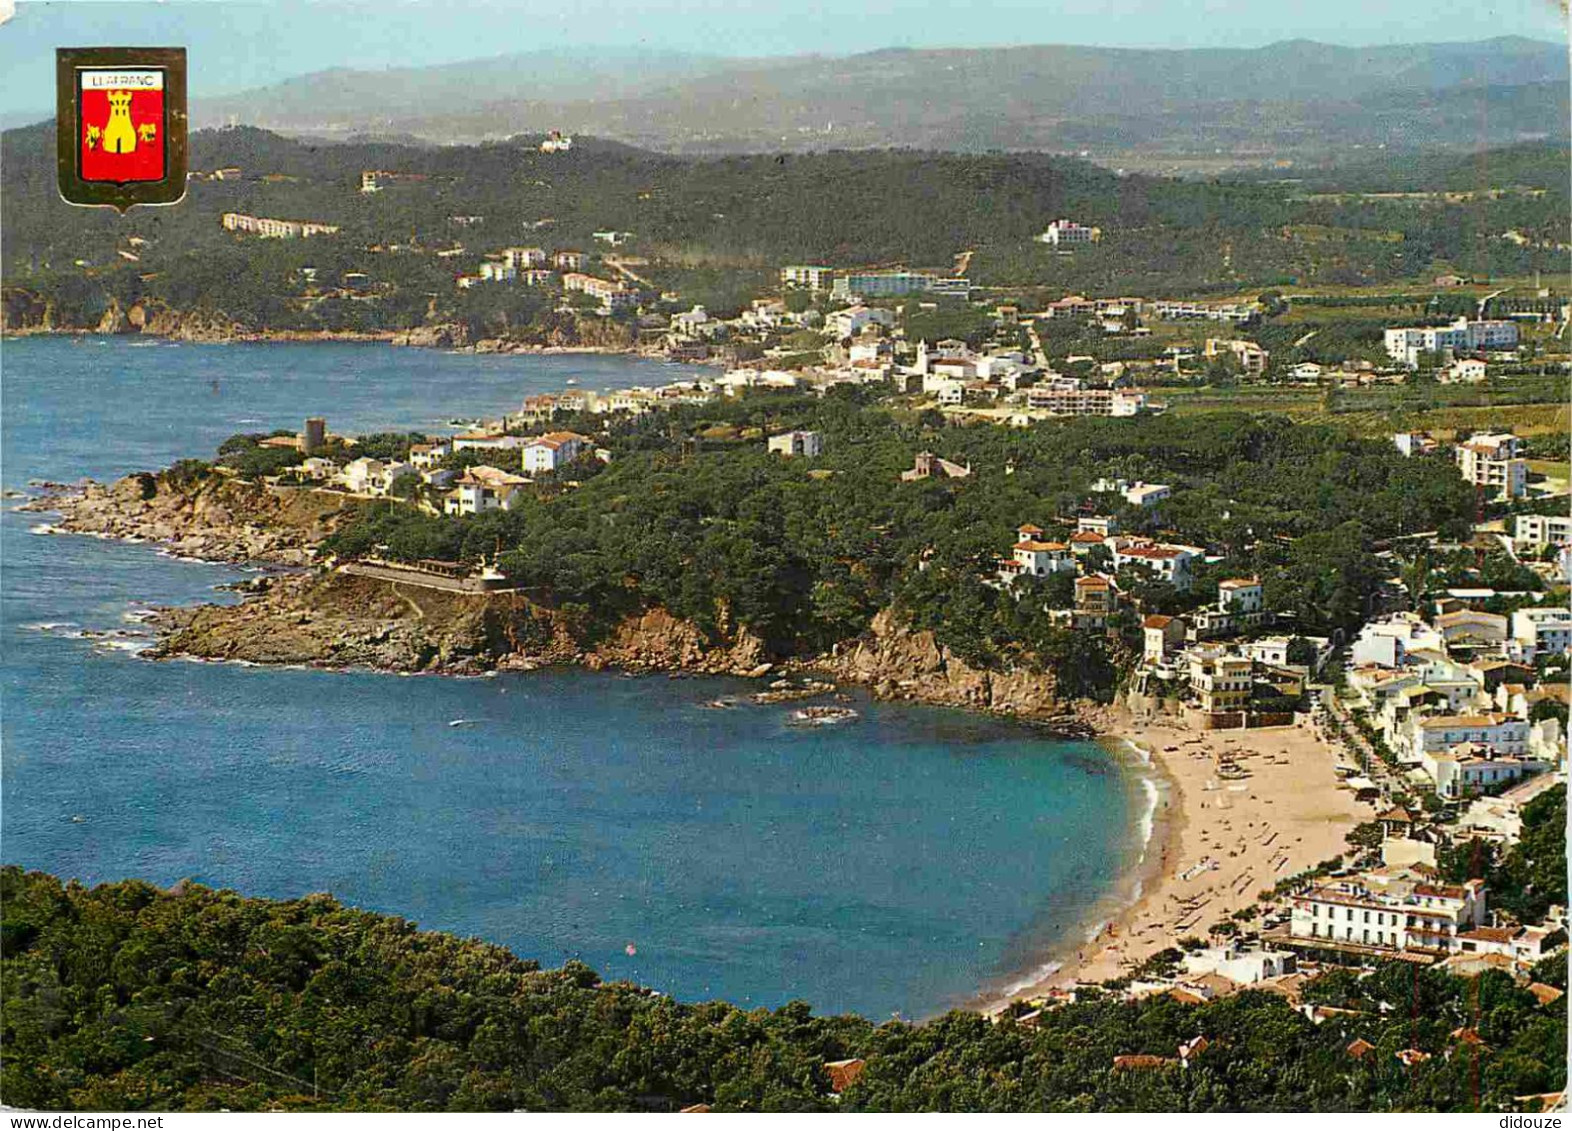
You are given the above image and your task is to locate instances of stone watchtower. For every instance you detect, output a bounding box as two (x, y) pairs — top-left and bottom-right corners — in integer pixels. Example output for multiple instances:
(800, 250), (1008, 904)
(303, 417), (327, 455)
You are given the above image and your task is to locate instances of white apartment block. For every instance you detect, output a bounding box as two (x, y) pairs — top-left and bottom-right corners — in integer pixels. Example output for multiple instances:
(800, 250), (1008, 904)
(1149, 300), (1258, 325)
(222, 212), (340, 239)
(1383, 317), (1518, 367)
(1421, 744), (1549, 799)
(780, 265), (831, 290)
(1512, 607), (1572, 657)
(1515, 514), (1572, 547)
(1291, 871), (1486, 953)
(1455, 432), (1527, 500)
(1023, 386), (1148, 416)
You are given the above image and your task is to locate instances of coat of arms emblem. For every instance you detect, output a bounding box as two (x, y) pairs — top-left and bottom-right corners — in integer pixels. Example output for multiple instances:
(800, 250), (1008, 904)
(57, 47), (187, 211)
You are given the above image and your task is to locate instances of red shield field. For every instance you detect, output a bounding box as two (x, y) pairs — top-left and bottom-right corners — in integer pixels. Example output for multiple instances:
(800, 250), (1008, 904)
(78, 68), (165, 184)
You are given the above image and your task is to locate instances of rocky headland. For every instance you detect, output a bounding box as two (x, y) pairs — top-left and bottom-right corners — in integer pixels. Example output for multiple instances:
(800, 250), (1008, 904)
(21, 473), (1100, 732)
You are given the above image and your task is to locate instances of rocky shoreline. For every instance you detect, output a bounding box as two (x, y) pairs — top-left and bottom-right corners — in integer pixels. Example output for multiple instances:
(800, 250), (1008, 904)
(19, 476), (1104, 736)
(2, 292), (662, 357)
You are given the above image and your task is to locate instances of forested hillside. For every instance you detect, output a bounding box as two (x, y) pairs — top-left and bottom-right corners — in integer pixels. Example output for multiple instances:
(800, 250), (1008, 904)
(1, 860), (1563, 1112)
(293, 404), (1477, 672)
(4, 120), (1568, 336)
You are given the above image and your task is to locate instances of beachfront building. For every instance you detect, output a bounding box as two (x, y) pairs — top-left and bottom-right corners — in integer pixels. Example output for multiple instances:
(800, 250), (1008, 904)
(1290, 869), (1487, 954)
(1396, 712), (1530, 765)
(1419, 743), (1550, 799)
(522, 431), (589, 474)
(766, 430), (824, 458)
(1187, 648), (1252, 712)
(444, 466), (530, 515)
(1455, 432), (1527, 501)
(1182, 945), (1296, 985)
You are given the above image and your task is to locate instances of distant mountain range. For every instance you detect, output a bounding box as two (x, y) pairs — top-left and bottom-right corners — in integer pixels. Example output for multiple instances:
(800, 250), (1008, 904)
(179, 37), (1568, 165)
(7, 38), (1565, 168)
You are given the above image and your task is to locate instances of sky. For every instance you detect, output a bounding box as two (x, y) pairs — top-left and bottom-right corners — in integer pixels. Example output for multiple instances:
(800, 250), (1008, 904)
(1, 0), (1566, 116)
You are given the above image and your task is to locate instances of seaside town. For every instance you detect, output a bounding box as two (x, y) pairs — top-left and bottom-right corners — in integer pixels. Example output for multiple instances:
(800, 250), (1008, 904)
(3, 22), (1570, 1114)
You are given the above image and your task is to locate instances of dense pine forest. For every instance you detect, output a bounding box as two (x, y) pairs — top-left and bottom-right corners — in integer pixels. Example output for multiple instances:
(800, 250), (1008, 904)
(2, 815), (1565, 1114)
(293, 404), (1479, 671)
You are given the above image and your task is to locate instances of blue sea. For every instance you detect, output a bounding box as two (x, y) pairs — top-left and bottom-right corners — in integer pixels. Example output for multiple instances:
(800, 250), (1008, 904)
(1, 336), (1143, 1019)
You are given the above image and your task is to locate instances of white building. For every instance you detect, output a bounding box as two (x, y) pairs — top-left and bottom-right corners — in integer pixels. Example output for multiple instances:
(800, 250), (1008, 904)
(444, 466), (529, 515)
(1350, 613), (1446, 668)
(1455, 432), (1527, 500)
(1182, 946), (1296, 985)
(338, 457), (412, 497)
(825, 305), (894, 339)
(1037, 219), (1101, 246)
(780, 264), (831, 290)
(1123, 482), (1172, 508)
(998, 524), (1076, 585)
(522, 431), (589, 474)
(1400, 713), (1530, 764)
(1512, 607), (1572, 658)
(1421, 743), (1549, 799)
(408, 440), (452, 470)
(1217, 577), (1263, 614)
(1112, 539), (1198, 591)
(1515, 514), (1572, 548)
(1383, 317), (1518, 367)
(1290, 870), (1486, 954)
(767, 430), (824, 458)
(1393, 431), (1440, 458)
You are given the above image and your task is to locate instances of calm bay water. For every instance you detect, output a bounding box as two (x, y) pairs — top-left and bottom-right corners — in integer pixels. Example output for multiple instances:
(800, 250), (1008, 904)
(1, 336), (1138, 1018)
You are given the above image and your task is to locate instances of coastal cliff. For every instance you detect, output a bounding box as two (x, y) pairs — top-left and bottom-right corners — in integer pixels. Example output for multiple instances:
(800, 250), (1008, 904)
(2, 287), (643, 353)
(25, 474), (1093, 725)
(148, 571), (771, 676)
(22, 473), (358, 566)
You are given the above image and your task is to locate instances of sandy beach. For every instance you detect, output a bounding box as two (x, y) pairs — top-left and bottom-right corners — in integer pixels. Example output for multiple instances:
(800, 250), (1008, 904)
(994, 710), (1368, 1005)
